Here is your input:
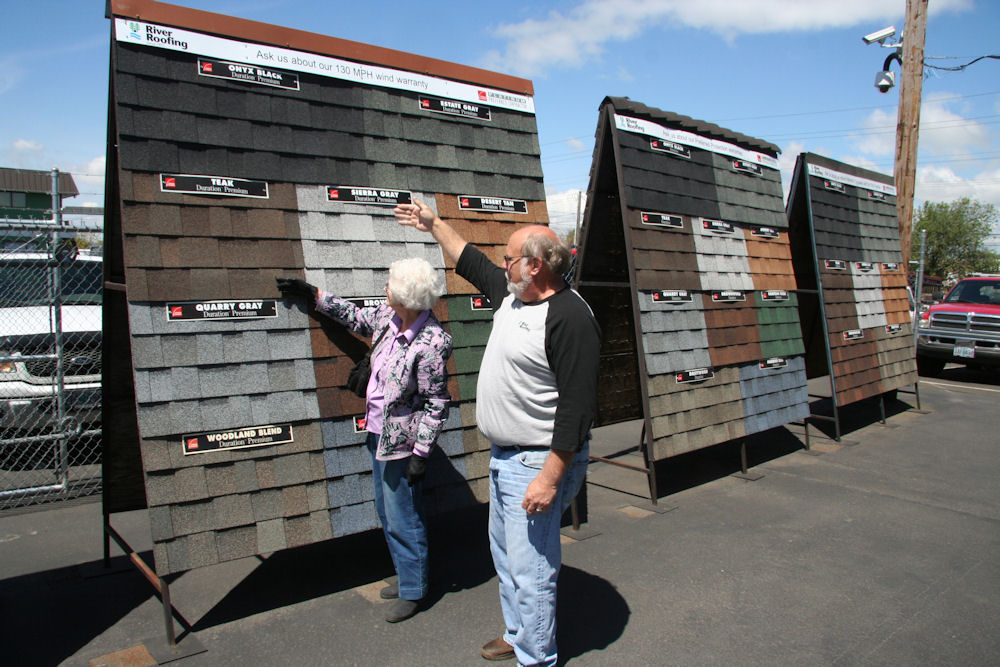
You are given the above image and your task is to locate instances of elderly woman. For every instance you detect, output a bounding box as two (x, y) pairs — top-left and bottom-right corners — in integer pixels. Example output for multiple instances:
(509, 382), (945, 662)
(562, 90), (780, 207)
(276, 257), (452, 623)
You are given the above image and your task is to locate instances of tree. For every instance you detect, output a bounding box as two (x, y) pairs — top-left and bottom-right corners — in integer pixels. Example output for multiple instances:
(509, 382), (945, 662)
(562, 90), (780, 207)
(912, 197), (1000, 279)
(562, 228), (576, 246)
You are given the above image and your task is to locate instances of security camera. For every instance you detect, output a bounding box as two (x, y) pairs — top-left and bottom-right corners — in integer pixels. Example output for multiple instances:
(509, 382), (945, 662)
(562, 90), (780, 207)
(875, 70), (896, 93)
(863, 26), (896, 45)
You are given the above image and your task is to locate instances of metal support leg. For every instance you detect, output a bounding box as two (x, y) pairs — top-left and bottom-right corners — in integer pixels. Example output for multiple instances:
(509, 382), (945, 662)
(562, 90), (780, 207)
(731, 438), (764, 481)
(878, 394), (887, 425)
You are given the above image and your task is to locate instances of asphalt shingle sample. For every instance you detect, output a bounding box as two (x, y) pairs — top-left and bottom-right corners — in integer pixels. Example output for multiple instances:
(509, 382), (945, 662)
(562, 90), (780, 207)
(785, 153), (917, 407)
(108, 13), (544, 574)
(578, 97), (808, 462)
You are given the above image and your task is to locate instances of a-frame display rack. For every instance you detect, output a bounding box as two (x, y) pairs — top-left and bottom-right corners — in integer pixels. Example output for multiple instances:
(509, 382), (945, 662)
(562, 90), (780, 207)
(575, 97), (809, 501)
(785, 153), (919, 441)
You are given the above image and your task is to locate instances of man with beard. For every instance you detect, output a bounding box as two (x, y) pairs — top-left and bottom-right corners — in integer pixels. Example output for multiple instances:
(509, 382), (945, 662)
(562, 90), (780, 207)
(394, 200), (600, 667)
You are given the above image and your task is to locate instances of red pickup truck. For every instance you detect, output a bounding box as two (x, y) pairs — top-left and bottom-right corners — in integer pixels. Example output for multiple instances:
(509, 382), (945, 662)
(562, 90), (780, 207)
(916, 276), (1000, 376)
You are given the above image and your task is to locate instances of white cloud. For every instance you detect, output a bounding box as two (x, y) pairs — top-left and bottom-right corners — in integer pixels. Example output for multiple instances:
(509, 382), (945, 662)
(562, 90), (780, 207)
(566, 137), (586, 152)
(852, 108), (897, 156)
(778, 141), (805, 202)
(916, 164), (1000, 209)
(544, 188), (587, 238)
(916, 92), (992, 156)
(12, 139), (42, 152)
(482, 0), (971, 76)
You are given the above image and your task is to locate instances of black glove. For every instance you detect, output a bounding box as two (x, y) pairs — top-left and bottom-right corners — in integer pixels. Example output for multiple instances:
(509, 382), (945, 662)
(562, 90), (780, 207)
(405, 455), (427, 485)
(276, 277), (318, 298)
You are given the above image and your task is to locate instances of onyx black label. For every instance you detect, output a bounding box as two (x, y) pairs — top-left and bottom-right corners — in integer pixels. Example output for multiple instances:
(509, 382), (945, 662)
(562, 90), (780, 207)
(167, 299), (277, 321)
(328, 187), (412, 206)
(160, 173), (269, 198)
(458, 196), (528, 214)
(419, 96), (491, 120)
(197, 57), (300, 90)
(183, 423), (292, 455)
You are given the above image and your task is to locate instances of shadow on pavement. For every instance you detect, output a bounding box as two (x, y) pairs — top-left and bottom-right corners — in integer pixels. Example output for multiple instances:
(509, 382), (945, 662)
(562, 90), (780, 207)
(805, 392), (918, 440)
(557, 565), (630, 664)
(3, 554), (154, 666)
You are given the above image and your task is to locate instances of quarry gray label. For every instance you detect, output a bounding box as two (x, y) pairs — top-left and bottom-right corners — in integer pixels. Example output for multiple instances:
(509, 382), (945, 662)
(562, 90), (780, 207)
(651, 290), (692, 303)
(167, 299), (277, 321)
(183, 423), (292, 455)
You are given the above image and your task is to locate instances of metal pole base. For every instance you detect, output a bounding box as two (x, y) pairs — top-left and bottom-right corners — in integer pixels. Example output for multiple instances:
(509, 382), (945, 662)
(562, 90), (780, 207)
(143, 633), (207, 665)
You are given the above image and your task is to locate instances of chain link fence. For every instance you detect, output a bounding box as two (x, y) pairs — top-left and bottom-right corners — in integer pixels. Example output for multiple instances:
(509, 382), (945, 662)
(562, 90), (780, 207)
(1, 221), (103, 511)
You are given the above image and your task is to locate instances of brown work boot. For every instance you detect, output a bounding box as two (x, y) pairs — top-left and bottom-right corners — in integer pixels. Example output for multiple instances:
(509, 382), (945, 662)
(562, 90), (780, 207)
(481, 636), (515, 661)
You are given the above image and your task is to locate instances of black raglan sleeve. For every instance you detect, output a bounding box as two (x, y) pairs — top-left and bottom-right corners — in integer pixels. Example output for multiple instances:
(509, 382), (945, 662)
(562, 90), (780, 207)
(455, 244), (509, 312)
(545, 290), (602, 452)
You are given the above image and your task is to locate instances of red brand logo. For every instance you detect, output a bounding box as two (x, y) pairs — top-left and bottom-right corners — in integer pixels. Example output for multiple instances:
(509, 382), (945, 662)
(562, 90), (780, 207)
(186, 438), (199, 449)
(642, 214), (648, 222)
(652, 292), (661, 301)
(329, 189), (339, 199)
(473, 297), (483, 307)
(460, 198), (470, 207)
(675, 374), (684, 382)
(478, 90), (487, 101)
(170, 306), (183, 318)
(201, 62), (213, 73)
(164, 177), (176, 188)
(420, 98), (429, 107)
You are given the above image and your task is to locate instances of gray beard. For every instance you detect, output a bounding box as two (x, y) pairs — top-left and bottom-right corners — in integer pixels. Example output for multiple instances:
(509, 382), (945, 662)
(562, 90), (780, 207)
(507, 274), (532, 299)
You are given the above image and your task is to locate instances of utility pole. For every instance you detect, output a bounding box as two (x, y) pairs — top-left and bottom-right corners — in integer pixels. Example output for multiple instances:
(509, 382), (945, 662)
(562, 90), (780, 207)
(894, 0), (928, 264)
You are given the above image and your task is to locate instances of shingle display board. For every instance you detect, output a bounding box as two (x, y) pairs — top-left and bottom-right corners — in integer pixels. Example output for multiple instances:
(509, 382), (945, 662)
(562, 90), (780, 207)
(103, 0), (548, 575)
(784, 153), (917, 409)
(576, 97), (808, 464)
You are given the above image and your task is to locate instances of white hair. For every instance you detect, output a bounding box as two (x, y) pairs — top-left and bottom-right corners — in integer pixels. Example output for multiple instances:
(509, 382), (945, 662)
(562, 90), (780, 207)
(387, 257), (444, 311)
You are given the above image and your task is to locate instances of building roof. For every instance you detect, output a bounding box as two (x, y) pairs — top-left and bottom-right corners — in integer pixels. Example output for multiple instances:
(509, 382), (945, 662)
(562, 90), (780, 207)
(0, 168), (79, 197)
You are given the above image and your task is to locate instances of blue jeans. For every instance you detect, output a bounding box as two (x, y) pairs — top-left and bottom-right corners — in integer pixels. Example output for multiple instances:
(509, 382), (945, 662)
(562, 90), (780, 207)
(489, 443), (589, 667)
(367, 433), (428, 600)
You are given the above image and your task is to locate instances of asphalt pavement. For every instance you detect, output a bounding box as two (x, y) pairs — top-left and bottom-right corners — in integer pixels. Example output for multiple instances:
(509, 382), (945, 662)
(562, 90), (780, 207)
(2, 370), (998, 666)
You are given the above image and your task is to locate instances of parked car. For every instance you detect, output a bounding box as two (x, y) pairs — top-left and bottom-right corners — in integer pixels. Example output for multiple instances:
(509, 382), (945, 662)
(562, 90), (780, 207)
(0, 248), (102, 452)
(916, 275), (1000, 376)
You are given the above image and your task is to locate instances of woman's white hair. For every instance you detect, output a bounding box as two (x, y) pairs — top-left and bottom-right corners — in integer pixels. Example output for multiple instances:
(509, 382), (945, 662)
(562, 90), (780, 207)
(387, 257), (444, 311)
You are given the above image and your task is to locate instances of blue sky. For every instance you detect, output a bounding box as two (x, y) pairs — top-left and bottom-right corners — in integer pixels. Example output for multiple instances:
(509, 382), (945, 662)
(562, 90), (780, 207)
(1, 0), (997, 240)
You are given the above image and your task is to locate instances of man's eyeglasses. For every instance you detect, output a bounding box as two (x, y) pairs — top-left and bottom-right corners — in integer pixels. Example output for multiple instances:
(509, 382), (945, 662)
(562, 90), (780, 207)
(503, 255), (526, 266)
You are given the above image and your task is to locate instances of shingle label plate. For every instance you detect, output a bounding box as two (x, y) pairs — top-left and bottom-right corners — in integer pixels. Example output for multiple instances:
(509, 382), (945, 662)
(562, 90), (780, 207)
(458, 196), (527, 214)
(166, 299), (277, 321)
(702, 218), (734, 234)
(675, 368), (714, 384)
(348, 297), (387, 308)
(183, 423), (293, 455)
(762, 290), (789, 301)
(641, 212), (683, 228)
(825, 259), (848, 270)
(470, 295), (492, 310)
(760, 357), (788, 370)
(885, 324), (903, 334)
(651, 290), (692, 303)
(856, 262), (876, 273)
(420, 96), (491, 120)
(881, 262), (901, 272)
(732, 159), (762, 176)
(712, 290), (747, 302)
(843, 329), (864, 341)
(824, 179), (846, 193)
(868, 190), (887, 200)
(751, 226), (780, 239)
(197, 57), (300, 90)
(353, 415), (368, 432)
(160, 173), (269, 198)
(649, 138), (690, 158)
(328, 187), (412, 206)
